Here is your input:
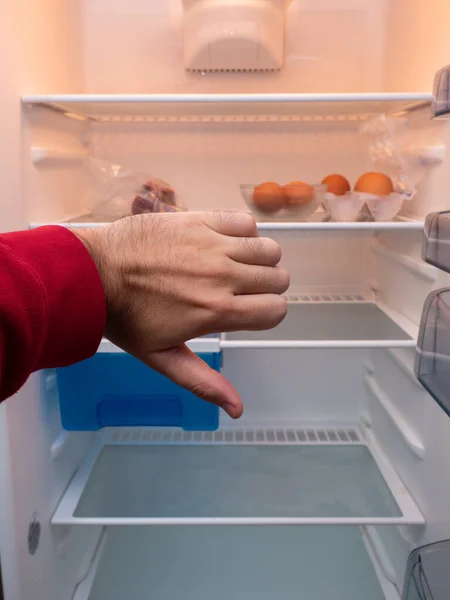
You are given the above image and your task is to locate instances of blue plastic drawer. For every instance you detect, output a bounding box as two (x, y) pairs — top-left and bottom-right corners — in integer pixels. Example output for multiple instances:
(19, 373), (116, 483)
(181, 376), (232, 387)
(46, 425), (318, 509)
(56, 352), (220, 431)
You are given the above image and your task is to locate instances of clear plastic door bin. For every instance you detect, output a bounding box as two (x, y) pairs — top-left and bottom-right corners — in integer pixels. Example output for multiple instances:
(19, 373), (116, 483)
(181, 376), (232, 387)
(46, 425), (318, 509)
(423, 211), (450, 274)
(415, 288), (450, 418)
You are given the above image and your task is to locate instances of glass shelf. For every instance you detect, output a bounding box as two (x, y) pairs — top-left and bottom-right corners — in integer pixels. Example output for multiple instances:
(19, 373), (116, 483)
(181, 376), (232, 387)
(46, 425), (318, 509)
(222, 301), (417, 349)
(52, 426), (424, 526)
(96, 300), (416, 352)
(22, 92), (432, 122)
(82, 527), (387, 600)
(97, 300), (416, 351)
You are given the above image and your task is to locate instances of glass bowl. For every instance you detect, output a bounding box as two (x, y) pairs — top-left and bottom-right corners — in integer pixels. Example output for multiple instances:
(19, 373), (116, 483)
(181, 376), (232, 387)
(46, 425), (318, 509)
(240, 184), (326, 222)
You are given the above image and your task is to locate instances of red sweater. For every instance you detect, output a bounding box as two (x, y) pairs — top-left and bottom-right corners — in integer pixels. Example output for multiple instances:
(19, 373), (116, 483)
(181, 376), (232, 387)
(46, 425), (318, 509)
(0, 226), (106, 401)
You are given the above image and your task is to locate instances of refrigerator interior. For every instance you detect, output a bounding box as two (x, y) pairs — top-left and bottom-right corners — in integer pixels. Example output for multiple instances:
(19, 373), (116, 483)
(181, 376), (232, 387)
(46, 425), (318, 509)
(2, 1), (450, 599)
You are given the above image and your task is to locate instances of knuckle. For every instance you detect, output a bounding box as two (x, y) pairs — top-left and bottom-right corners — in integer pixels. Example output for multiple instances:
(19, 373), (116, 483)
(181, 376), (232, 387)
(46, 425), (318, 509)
(212, 210), (237, 226)
(238, 236), (261, 257)
(210, 296), (234, 318)
(269, 295), (288, 326)
(188, 213), (210, 230)
(237, 213), (257, 236)
(212, 210), (228, 225)
(238, 211), (257, 229)
(210, 257), (234, 281)
(262, 238), (282, 262)
(189, 380), (214, 401)
(278, 267), (290, 291)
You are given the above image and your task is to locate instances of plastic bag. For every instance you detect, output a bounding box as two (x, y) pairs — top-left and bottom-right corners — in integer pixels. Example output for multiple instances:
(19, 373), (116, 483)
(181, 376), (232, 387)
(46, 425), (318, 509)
(85, 159), (184, 221)
(359, 115), (425, 197)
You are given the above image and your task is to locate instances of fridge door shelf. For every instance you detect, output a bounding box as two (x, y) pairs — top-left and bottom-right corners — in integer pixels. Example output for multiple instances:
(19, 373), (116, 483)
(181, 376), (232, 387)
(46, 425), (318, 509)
(402, 539), (450, 600)
(73, 526), (395, 600)
(51, 425), (425, 527)
(423, 211), (450, 274)
(415, 288), (450, 418)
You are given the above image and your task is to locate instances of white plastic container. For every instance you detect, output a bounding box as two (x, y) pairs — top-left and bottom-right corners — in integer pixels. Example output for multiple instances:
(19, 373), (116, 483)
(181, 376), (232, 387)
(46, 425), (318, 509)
(182, 0), (289, 72)
(323, 193), (366, 222)
(362, 192), (408, 221)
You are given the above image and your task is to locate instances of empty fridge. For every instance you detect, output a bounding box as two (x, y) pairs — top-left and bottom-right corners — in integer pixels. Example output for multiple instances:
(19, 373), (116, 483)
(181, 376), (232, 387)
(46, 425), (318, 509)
(2, 1), (450, 599)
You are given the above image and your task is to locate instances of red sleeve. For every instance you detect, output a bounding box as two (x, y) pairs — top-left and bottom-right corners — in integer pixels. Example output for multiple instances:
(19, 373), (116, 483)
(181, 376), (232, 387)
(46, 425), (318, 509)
(0, 226), (106, 401)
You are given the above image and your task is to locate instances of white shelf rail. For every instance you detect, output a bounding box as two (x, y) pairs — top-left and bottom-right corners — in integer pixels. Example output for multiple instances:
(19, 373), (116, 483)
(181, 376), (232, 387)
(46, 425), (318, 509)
(219, 339), (416, 349)
(371, 239), (437, 283)
(99, 337), (220, 354)
(22, 93), (433, 123)
(361, 527), (402, 600)
(29, 219), (424, 232)
(384, 348), (424, 389)
(364, 374), (425, 460)
(30, 146), (88, 165)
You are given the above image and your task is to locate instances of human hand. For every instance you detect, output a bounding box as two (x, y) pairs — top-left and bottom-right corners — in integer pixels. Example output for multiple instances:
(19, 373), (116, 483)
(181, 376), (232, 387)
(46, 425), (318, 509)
(74, 212), (289, 418)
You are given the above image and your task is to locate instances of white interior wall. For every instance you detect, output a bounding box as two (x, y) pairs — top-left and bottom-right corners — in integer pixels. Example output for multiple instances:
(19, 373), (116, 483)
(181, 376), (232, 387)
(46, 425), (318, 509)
(90, 120), (371, 212)
(384, 0), (450, 93)
(81, 0), (388, 93)
(364, 217), (450, 589)
(221, 348), (366, 427)
(25, 107), (91, 223)
(367, 350), (450, 591)
(0, 3), (95, 600)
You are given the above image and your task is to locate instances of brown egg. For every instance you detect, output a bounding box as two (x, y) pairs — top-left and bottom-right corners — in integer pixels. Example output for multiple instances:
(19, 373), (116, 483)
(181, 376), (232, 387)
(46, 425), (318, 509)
(354, 172), (394, 196)
(283, 181), (315, 206)
(252, 182), (284, 213)
(322, 174), (351, 196)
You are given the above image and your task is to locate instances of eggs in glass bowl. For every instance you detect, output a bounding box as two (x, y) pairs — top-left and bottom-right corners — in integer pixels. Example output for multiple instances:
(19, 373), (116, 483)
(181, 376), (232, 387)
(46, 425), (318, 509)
(241, 181), (326, 221)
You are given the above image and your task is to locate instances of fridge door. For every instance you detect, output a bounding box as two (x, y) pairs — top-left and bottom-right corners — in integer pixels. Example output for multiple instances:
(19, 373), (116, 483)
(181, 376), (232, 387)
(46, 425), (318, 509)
(403, 540), (450, 600)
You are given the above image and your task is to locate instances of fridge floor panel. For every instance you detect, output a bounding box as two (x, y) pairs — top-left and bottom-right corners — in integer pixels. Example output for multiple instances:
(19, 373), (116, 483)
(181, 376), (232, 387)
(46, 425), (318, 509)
(225, 303), (413, 344)
(84, 526), (389, 600)
(52, 427), (424, 526)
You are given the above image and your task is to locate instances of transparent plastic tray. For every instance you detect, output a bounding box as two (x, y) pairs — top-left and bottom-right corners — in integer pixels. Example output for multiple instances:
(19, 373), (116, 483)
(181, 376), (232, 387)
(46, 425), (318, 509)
(423, 211), (450, 274)
(416, 288), (450, 418)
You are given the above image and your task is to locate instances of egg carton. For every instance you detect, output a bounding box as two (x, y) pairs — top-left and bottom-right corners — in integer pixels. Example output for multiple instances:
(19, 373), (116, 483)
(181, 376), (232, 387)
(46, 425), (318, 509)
(323, 191), (413, 222)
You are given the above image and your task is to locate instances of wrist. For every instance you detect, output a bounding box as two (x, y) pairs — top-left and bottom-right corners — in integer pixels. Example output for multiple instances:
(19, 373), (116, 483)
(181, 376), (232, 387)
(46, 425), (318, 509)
(70, 227), (113, 314)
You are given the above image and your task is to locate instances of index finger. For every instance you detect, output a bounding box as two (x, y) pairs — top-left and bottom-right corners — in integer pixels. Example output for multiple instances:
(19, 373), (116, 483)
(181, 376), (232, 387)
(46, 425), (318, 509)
(201, 211), (258, 237)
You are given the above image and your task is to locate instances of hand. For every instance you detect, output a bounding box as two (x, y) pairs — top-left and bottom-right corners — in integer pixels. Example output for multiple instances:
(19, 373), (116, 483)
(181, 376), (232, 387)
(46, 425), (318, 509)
(74, 212), (289, 418)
